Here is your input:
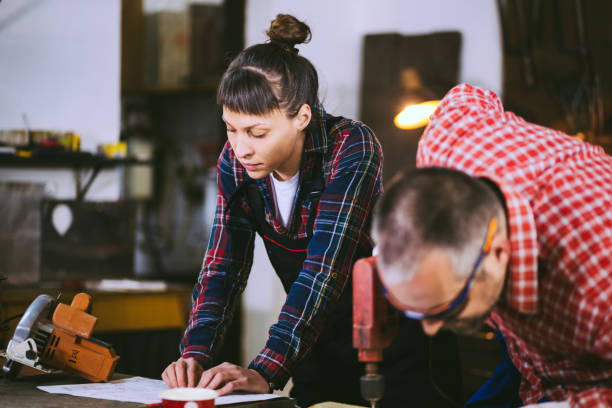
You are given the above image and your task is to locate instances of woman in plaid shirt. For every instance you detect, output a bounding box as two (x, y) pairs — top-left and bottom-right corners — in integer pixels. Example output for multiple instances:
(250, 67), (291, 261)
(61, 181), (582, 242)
(162, 13), (462, 408)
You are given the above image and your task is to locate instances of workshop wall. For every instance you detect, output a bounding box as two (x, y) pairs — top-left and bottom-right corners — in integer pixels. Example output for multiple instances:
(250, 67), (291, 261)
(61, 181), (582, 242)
(0, 0), (121, 152)
(246, 0), (502, 120)
(0, 0), (122, 200)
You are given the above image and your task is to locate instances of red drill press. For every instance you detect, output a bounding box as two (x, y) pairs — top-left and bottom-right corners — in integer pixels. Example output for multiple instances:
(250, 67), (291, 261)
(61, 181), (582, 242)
(352, 256), (398, 408)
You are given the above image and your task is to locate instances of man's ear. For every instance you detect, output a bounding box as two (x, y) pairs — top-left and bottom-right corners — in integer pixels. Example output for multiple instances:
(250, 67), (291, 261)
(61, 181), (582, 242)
(294, 103), (312, 131)
(486, 234), (511, 279)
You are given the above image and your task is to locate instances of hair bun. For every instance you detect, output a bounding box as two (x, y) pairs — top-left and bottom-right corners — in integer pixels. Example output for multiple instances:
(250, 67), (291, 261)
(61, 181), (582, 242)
(266, 14), (311, 48)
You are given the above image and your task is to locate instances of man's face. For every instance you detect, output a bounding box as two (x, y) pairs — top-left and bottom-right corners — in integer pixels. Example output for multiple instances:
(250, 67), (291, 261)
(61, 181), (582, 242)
(381, 248), (506, 336)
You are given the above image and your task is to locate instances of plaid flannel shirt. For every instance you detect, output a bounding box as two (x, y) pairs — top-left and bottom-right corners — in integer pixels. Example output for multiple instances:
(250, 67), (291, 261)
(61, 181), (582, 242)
(418, 83), (612, 407)
(180, 106), (383, 389)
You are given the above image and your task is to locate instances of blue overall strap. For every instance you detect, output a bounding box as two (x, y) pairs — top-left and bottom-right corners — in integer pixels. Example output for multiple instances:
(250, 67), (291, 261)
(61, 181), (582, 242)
(464, 331), (523, 408)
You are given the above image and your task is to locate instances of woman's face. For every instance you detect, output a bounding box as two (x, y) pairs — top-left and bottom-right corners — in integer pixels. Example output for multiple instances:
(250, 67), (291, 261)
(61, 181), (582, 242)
(222, 105), (310, 181)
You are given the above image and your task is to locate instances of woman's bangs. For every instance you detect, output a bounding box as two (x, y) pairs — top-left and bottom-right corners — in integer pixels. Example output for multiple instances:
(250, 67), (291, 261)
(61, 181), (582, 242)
(217, 69), (279, 115)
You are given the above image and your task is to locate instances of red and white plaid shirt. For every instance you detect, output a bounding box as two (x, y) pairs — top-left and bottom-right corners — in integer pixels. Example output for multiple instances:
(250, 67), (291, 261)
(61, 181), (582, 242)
(418, 84), (612, 407)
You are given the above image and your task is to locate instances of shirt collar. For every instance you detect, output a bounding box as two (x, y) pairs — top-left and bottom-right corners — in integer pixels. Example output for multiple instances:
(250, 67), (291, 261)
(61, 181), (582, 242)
(250, 104), (328, 230)
(476, 173), (540, 315)
(303, 103), (328, 155)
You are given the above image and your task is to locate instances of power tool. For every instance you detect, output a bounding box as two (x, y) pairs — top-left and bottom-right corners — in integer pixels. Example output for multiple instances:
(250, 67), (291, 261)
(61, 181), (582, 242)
(352, 256), (398, 408)
(1, 292), (119, 382)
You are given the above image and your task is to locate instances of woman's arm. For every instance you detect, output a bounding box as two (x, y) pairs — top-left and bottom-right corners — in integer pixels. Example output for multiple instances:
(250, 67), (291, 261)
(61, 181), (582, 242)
(179, 187), (256, 364)
(163, 145), (256, 387)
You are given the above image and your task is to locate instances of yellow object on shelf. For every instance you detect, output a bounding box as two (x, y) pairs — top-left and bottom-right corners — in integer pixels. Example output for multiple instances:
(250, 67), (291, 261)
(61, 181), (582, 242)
(64, 132), (81, 151)
(15, 150), (32, 158)
(98, 142), (127, 159)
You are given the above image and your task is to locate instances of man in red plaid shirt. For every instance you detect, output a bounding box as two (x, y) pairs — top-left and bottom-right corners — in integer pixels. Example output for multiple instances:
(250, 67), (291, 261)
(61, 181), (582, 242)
(373, 84), (612, 407)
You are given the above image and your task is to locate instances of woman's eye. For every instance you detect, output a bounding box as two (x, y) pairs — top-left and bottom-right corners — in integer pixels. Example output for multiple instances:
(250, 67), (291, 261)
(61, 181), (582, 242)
(226, 128), (236, 134)
(251, 133), (266, 138)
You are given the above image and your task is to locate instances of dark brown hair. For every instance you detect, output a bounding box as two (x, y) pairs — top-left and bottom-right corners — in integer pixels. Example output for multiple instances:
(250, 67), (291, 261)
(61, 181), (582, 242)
(217, 14), (319, 120)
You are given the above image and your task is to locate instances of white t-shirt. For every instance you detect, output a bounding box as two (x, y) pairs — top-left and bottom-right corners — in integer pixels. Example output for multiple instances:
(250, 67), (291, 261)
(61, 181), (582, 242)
(270, 171), (300, 228)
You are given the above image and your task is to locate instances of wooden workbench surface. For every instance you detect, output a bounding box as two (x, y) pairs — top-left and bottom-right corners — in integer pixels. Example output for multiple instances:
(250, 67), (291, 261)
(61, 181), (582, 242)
(0, 373), (142, 408)
(0, 372), (296, 408)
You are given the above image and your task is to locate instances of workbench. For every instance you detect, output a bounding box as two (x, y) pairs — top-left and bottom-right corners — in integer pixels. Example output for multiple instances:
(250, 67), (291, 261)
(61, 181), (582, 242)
(0, 373), (296, 408)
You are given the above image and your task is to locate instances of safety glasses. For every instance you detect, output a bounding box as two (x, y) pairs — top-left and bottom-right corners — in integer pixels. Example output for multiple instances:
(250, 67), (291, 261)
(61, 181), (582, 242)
(384, 218), (498, 321)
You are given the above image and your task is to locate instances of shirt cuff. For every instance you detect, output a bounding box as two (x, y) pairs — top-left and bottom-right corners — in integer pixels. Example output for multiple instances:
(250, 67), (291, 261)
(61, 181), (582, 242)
(248, 348), (293, 390)
(180, 345), (213, 368)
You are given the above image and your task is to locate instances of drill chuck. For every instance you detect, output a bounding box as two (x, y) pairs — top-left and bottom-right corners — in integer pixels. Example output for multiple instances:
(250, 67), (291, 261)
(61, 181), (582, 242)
(360, 363), (384, 406)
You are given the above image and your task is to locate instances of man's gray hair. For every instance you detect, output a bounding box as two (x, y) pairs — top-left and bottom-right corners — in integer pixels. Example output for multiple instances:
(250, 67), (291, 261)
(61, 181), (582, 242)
(373, 167), (504, 285)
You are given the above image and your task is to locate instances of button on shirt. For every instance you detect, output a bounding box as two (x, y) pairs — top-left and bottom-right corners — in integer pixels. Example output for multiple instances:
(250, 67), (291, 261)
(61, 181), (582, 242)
(180, 106), (383, 389)
(418, 84), (612, 407)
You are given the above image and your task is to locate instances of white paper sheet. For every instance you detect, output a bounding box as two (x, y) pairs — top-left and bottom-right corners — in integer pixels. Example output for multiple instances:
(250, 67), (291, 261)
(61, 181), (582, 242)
(37, 376), (283, 406)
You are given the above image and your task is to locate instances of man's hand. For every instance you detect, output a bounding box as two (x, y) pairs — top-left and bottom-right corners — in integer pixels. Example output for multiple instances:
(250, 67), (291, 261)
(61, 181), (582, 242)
(197, 362), (269, 396)
(162, 357), (204, 388)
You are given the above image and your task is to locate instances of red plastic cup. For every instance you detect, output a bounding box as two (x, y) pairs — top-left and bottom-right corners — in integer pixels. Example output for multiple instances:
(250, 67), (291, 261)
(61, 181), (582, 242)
(146, 388), (218, 408)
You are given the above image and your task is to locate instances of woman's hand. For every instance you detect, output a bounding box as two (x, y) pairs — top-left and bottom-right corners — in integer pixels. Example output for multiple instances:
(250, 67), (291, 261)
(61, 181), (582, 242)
(162, 357), (204, 388)
(197, 362), (269, 396)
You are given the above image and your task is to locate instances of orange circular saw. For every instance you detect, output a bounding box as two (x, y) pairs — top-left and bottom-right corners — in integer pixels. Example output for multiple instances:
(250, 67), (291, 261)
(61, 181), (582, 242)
(2, 293), (119, 382)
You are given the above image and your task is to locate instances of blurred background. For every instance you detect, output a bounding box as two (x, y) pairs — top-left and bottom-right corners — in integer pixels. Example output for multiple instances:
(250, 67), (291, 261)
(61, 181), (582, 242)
(1, 0), (611, 402)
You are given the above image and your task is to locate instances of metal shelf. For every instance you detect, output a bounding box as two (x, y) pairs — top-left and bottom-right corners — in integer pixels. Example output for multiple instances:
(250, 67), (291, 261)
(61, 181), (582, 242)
(0, 152), (152, 200)
(0, 152), (151, 168)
